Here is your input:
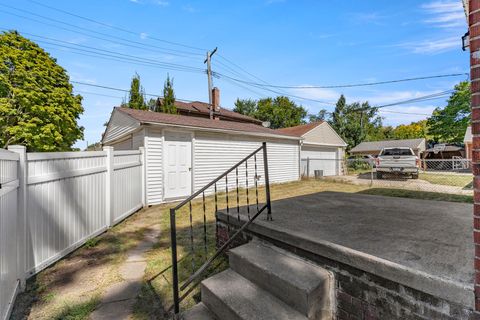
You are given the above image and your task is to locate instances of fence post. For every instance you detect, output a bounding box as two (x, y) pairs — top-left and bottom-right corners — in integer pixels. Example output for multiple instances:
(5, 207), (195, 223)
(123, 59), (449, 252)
(139, 147), (147, 207)
(8, 145), (27, 289)
(306, 157), (310, 178)
(104, 146), (114, 227)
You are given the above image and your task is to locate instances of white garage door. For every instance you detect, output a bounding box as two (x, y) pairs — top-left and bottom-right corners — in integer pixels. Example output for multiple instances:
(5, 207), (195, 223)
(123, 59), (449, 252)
(301, 146), (339, 177)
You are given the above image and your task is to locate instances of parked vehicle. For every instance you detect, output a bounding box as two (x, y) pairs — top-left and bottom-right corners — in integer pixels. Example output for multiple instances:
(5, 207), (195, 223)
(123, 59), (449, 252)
(375, 147), (419, 179)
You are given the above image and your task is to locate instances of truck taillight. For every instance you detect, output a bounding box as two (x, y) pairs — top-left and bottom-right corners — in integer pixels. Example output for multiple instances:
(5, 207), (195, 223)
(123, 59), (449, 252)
(376, 158), (380, 166)
(416, 158), (420, 167)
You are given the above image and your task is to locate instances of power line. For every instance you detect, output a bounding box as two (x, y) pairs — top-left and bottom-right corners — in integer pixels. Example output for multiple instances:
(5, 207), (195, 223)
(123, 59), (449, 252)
(0, 4), (202, 57)
(26, 0), (206, 52)
(10, 31), (206, 73)
(71, 81), (197, 103)
(215, 72), (469, 89)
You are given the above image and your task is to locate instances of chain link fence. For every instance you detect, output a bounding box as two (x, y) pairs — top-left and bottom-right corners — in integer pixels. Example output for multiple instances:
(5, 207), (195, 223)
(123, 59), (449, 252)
(301, 157), (473, 196)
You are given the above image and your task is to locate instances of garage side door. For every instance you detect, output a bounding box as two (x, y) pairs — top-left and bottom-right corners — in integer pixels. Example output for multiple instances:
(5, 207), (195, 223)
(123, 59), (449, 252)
(301, 146), (338, 176)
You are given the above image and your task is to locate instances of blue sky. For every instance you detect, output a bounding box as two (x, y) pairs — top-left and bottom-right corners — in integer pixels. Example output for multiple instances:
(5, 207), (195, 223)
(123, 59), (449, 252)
(0, 0), (470, 148)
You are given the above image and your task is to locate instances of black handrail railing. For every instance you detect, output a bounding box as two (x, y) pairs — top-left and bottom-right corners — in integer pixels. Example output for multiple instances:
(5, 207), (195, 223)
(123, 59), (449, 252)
(169, 142), (271, 315)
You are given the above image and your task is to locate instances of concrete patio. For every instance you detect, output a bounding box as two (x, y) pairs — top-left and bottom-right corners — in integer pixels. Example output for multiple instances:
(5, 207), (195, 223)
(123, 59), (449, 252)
(217, 191), (474, 309)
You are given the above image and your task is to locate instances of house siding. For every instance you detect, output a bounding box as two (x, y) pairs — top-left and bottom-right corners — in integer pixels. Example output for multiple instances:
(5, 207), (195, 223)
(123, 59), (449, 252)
(303, 122), (346, 146)
(145, 128), (163, 205)
(103, 109), (139, 144)
(110, 136), (133, 150)
(193, 132), (299, 194)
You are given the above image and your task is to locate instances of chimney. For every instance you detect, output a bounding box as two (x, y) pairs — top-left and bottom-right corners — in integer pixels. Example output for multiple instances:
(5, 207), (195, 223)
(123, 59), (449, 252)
(212, 87), (220, 112)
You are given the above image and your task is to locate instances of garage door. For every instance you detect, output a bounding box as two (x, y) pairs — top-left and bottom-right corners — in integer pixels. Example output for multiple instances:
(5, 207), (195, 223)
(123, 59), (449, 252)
(301, 146), (339, 177)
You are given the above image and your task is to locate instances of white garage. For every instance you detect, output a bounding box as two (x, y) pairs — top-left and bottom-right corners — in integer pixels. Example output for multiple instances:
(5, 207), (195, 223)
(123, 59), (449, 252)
(277, 122), (347, 177)
(102, 107), (302, 205)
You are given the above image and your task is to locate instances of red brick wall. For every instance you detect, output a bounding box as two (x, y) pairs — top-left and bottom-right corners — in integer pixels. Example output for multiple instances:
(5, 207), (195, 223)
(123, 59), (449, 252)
(471, 0), (480, 312)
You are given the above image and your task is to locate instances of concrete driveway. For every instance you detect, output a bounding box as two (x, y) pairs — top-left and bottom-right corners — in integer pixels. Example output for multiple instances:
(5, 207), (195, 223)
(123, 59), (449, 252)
(327, 173), (473, 195)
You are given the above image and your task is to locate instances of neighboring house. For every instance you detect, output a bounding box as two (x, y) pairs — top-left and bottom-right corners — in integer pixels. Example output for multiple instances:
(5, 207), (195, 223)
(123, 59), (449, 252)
(156, 88), (262, 125)
(277, 122), (347, 176)
(102, 106), (301, 205)
(350, 138), (427, 157)
(423, 144), (465, 160)
(464, 126), (472, 159)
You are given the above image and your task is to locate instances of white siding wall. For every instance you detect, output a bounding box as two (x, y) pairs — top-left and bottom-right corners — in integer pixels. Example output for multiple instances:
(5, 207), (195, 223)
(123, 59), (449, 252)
(193, 132), (299, 193)
(145, 128), (164, 205)
(300, 146), (340, 176)
(103, 110), (139, 144)
(110, 137), (133, 150)
(132, 129), (145, 149)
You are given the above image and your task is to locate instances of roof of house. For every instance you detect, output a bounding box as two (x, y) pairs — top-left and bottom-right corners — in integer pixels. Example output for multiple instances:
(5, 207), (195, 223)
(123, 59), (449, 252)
(115, 107), (301, 139)
(276, 121), (324, 136)
(424, 145), (464, 153)
(160, 99), (262, 124)
(350, 138), (426, 153)
(464, 126), (472, 143)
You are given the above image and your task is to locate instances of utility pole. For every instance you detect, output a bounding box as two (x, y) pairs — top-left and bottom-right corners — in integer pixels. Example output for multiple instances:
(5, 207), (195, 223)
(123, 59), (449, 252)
(204, 47), (217, 119)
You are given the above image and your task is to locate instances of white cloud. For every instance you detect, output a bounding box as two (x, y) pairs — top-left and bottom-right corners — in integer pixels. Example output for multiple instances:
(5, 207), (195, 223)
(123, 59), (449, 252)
(398, 36), (459, 54)
(289, 87), (340, 102)
(140, 32), (148, 40)
(421, 1), (466, 29)
(155, 0), (169, 6)
(182, 4), (196, 13)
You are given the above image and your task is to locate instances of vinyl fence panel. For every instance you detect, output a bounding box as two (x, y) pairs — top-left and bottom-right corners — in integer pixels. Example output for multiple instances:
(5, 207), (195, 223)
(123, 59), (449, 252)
(0, 150), (19, 320)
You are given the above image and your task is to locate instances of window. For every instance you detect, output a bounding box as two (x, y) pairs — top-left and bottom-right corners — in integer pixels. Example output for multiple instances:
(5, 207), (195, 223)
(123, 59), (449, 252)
(380, 148), (414, 156)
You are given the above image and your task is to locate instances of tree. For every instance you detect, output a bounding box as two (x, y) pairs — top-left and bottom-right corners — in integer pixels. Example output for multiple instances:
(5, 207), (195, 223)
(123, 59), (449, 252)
(329, 95), (383, 149)
(308, 109), (329, 123)
(126, 73), (147, 110)
(392, 120), (428, 140)
(233, 98), (256, 117)
(233, 96), (307, 129)
(427, 81), (470, 143)
(0, 31), (84, 151)
(158, 74), (176, 114)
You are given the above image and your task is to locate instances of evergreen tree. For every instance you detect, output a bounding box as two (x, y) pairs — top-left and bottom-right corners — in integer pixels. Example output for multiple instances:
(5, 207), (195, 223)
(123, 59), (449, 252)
(158, 74), (176, 114)
(0, 31), (84, 151)
(233, 98), (257, 117)
(127, 73), (147, 110)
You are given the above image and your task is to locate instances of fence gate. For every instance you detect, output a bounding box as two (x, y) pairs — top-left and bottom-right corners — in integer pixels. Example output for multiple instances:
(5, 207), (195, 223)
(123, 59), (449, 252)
(0, 149), (20, 320)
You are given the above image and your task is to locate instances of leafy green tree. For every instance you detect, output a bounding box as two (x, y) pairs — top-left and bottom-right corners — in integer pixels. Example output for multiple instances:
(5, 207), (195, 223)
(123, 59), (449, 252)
(158, 74), (176, 114)
(255, 96), (307, 129)
(126, 73), (147, 110)
(329, 95), (383, 149)
(0, 31), (84, 151)
(233, 96), (306, 128)
(427, 81), (470, 143)
(233, 98), (257, 117)
(392, 120), (428, 140)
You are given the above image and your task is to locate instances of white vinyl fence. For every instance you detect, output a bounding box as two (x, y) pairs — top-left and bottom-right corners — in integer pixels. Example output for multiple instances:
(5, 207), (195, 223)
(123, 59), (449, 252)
(0, 146), (145, 320)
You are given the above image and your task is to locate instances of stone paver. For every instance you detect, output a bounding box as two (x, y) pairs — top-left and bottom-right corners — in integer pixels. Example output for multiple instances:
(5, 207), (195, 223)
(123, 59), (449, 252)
(90, 226), (160, 320)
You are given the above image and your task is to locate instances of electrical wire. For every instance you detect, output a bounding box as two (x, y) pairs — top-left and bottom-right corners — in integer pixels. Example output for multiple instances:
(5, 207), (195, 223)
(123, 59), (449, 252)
(215, 72), (469, 89)
(25, 0), (206, 52)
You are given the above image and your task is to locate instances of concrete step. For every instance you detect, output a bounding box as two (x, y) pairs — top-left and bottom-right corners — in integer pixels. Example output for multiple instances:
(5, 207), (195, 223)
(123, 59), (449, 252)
(202, 269), (308, 320)
(181, 302), (216, 320)
(229, 241), (333, 319)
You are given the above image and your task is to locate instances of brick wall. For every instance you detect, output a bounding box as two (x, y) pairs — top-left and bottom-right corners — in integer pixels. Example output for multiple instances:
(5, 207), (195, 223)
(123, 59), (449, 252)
(471, 0), (480, 313)
(217, 220), (476, 320)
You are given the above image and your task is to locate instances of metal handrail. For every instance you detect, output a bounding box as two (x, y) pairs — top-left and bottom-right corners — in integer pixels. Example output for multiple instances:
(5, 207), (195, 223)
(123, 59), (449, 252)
(169, 142), (271, 315)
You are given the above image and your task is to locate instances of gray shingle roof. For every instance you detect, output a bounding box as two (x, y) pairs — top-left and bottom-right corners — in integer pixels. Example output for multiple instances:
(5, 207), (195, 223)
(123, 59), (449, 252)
(350, 138), (426, 153)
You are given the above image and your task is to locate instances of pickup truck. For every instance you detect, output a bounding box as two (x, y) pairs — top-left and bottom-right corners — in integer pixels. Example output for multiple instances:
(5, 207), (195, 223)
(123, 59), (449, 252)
(375, 147), (419, 179)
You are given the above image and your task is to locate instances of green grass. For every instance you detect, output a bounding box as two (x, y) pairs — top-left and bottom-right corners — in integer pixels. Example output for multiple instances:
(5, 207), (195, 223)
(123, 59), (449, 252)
(360, 188), (472, 203)
(52, 297), (100, 320)
(419, 172), (472, 188)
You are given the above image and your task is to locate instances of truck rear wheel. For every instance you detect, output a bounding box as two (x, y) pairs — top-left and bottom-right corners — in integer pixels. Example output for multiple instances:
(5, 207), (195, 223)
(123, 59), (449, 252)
(412, 174), (419, 179)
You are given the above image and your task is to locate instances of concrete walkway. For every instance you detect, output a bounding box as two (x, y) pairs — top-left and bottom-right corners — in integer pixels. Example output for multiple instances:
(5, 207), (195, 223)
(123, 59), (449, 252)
(90, 226), (160, 320)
